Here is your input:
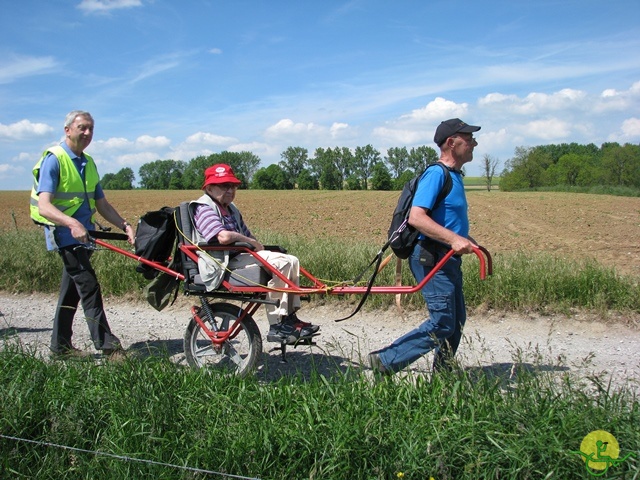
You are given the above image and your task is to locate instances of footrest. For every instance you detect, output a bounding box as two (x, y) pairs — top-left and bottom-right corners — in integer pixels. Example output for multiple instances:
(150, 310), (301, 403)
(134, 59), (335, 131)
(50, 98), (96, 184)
(268, 333), (319, 362)
(293, 333), (319, 346)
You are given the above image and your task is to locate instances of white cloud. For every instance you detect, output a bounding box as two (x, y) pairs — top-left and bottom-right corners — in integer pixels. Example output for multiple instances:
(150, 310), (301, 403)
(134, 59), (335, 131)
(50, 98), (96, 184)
(478, 93), (518, 106)
(96, 137), (132, 150)
(113, 151), (159, 167)
(329, 122), (349, 138)
(228, 142), (278, 157)
(520, 118), (572, 140)
(135, 135), (171, 149)
(265, 119), (321, 137)
(77, 0), (143, 14)
(595, 81), (640, 112)
(371, 126), (428, 145)
(0, 55), (59, 84)
(522, 89), (586, 111)
(0, 120), (54, 140)
(185, 132), (237, 146)
(93, 135), (171, 151)
(479, 88), (587, 116)
(0, 162), (24, 180)
(209, 48), (223, 55)
(401, 97), (469, 122)
(621, 117), (640, 137)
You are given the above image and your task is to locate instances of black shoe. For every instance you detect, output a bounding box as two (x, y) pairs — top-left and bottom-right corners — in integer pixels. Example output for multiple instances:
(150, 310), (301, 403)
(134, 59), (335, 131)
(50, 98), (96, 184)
(266, 322), (300, 345)
(283, 313), (320, 337)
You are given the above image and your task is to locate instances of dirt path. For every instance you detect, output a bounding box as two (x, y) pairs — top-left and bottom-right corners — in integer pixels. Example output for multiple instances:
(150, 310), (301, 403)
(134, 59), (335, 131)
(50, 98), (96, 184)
(1, 293), (638, 393)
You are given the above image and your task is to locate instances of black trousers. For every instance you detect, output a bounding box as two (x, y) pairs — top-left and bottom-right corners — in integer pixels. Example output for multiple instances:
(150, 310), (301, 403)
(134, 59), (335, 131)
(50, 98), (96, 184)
(50, 246), (120, 353)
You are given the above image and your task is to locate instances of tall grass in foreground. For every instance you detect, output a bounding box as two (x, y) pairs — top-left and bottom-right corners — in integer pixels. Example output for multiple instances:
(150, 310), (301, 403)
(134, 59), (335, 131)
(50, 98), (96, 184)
(1, 230), (639, 314)
(1, 345), (638, 479)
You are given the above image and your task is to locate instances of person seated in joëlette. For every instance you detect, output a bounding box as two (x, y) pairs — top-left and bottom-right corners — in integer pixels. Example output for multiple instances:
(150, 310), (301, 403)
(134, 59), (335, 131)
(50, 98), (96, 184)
(188, 163), (319, 345)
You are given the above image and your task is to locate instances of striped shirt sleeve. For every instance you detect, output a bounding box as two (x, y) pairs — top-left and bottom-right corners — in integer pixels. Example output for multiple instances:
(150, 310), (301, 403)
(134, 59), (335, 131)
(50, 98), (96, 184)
(193, 204), (224, 243)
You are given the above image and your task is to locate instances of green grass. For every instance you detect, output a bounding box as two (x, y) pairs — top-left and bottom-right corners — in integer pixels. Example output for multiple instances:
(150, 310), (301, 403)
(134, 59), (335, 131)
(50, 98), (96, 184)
(0, 344), (638, 479)
(2, 230), (639, 315)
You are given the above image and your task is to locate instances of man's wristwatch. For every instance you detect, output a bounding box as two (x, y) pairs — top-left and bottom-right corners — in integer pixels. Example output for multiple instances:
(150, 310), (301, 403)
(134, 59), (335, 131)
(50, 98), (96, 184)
(122, 221), (131, 232)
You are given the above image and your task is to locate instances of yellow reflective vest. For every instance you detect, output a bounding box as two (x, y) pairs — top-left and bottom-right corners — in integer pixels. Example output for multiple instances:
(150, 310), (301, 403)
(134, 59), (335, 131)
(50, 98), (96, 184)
(30, 145), (99, 226)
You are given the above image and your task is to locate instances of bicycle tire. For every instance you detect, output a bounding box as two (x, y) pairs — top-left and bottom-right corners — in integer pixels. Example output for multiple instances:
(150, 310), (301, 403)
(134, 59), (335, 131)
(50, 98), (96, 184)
(183, 301), (262, 376)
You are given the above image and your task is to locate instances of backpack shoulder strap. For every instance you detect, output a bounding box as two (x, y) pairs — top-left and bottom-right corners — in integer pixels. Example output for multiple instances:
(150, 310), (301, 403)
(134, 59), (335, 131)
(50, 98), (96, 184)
(428, 161), (453, 211)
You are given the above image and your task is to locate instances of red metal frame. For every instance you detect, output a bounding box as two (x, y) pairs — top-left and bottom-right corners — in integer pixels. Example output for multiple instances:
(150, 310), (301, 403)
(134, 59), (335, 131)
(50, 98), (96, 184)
(94, 238), (492, 346)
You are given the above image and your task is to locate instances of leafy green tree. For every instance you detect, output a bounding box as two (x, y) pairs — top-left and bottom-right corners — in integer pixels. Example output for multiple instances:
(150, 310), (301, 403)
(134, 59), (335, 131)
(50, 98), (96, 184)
(100, 167), (135, 190)
(499, 146), (552, 190)
(333, 146), (354, 188)
(296, 168), (319, 190)
(353, 144), (381, 190)
(345, 174), (362, 190)
(386, 147), (409, 179)
(279, 147), (308, 186)
(370, 162), (393, 190)
(168, 170), (183, 190)
(601, 143), (640, 187)
(214, 151), (261, 187)
(408, 145), (438, 173)
(393, 170), (414, 190)
(311, 147), (342, 190)
(545, 153), (584, 186)
(100, 173), (116, 189)
(251, 164), (291, 189)
(138, 160), (185, 190)
(182, 155), (212, 190)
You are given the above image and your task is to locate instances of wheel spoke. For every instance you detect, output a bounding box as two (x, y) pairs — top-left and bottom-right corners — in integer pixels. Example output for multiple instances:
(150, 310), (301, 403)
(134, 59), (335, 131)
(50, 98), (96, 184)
(194, 342), (217, 357)
(226, 343), (244, 366)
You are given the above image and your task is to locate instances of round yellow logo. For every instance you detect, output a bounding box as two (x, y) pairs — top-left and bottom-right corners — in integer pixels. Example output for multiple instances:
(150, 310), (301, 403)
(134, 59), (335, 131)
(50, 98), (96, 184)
(573, 430), (634, 476)
(579, 430), (620, 471)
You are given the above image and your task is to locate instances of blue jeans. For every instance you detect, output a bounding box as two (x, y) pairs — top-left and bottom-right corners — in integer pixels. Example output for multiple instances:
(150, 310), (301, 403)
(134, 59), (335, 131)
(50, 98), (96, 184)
(377, 244), (466, 373)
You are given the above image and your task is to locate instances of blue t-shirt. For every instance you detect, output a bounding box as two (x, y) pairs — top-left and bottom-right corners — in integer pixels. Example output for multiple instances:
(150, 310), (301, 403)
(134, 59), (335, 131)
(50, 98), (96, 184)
(411, 166), (469, 238)
(36, 142), (105, 250)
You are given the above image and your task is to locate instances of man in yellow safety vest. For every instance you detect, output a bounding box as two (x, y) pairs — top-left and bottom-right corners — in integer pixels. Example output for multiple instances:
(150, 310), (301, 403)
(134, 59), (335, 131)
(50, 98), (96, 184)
(30, 110), (135, 360)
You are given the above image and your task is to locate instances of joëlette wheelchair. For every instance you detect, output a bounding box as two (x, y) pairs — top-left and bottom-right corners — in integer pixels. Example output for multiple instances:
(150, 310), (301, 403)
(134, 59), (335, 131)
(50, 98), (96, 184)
(91, 201), (492, 377)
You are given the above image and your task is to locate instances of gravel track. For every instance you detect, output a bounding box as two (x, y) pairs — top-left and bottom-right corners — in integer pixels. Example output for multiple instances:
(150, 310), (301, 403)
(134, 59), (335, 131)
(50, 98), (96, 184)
(1, 292), (638, 392)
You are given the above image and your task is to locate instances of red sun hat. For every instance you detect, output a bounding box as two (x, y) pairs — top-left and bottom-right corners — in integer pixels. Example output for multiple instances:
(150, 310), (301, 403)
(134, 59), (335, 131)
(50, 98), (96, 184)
(202, 164), (241, 188)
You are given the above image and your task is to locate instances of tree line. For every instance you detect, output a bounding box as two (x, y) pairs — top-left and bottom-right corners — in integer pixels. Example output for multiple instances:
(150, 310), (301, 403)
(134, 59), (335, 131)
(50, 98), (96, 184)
(499, 142), (640, 191)
(101, 145), (445, 191)
(100, 141), (639, 192)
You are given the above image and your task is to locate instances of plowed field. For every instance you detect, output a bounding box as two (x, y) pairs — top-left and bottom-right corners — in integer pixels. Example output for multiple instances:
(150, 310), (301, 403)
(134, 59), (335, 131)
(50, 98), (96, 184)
(5, 189), (639, 278)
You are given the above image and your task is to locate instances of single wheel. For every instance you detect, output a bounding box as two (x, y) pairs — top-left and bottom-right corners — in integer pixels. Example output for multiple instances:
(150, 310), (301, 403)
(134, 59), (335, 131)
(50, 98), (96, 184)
(184, 301), (262, 376)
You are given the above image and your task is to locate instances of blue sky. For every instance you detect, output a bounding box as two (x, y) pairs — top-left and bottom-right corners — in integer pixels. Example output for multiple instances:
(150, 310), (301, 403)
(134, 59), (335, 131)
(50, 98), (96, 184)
(1, 0), (639, 190)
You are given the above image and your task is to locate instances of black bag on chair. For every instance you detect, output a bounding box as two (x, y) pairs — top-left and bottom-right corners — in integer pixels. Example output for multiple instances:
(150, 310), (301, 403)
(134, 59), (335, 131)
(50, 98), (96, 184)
(134, 206), (177, 279)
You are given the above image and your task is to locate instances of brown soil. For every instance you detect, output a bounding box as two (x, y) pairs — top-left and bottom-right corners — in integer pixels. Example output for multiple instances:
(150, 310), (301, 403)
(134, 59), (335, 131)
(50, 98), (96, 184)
(3, 190), (639, 277)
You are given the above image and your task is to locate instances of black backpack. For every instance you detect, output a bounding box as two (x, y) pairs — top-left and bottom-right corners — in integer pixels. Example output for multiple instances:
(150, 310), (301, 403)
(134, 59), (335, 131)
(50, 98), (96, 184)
(134, 206), (177, 279)
(387, 162), (452, 259)
(335, 162), (453, 322)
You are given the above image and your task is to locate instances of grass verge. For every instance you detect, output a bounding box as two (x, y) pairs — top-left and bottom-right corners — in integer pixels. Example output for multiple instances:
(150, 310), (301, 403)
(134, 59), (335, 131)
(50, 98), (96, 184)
(1, 230), (638, 316)
(0, 344), (638, 479)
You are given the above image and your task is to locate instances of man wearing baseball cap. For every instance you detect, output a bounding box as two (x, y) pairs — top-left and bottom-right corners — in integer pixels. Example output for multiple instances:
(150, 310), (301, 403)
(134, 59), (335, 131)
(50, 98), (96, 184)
(189, 164), (319, 345)
(369, 118), (482, 375)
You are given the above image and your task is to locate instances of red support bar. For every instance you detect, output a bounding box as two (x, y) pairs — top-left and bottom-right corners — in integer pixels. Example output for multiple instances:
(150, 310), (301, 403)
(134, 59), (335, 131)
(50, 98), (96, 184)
(94, 237), (491, 298)
(93, 239), (185, 281)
